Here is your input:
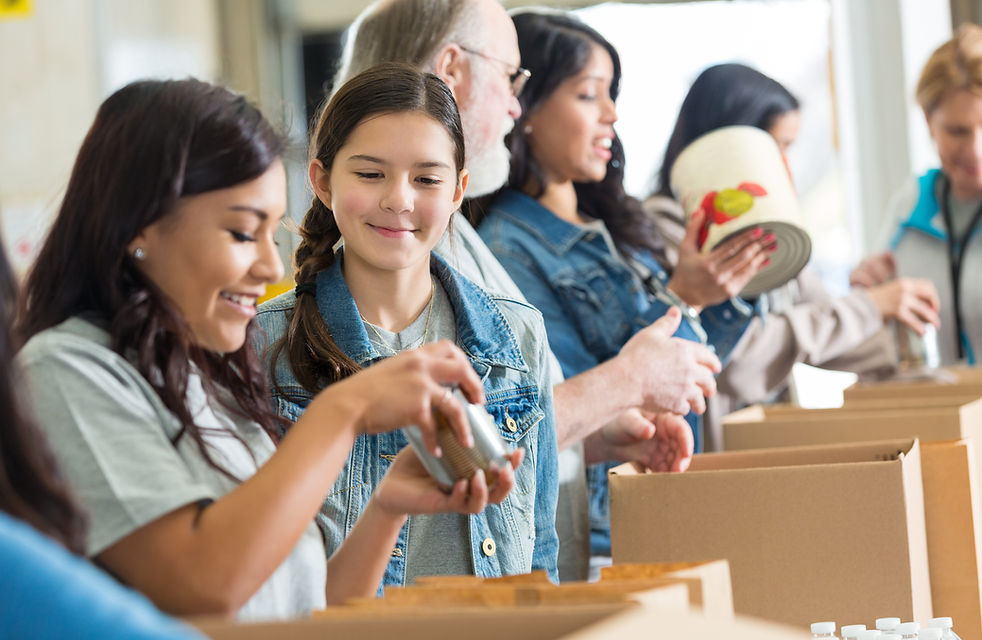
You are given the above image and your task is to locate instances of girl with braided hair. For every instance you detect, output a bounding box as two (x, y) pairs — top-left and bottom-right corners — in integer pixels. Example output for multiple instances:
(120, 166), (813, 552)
(257, 62), (560, 586)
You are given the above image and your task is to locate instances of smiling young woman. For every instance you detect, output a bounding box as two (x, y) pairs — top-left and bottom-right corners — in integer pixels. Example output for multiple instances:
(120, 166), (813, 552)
(15, 77), (502, 621)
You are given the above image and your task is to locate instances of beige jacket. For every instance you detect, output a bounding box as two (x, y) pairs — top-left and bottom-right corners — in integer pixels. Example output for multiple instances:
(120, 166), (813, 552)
(644, 196), (897, 450)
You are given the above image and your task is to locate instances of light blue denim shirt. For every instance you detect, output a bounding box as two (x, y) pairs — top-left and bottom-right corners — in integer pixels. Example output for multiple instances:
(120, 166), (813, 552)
(478, 188), (754, 555)
(254, 251), (560, 586)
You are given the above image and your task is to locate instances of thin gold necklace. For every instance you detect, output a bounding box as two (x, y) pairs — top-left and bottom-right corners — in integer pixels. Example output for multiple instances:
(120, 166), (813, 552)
(362, 277), (436, 355)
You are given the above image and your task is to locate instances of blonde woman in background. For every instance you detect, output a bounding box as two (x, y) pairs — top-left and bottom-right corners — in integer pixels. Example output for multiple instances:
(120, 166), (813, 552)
(855, 24), (982, 366)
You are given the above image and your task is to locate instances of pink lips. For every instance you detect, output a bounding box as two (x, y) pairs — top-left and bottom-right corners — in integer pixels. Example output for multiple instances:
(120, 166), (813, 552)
(369, 223), (416, 239)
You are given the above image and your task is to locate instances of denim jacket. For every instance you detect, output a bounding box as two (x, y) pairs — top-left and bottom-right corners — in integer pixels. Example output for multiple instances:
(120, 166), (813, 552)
(478, 189), (753, 554)
(254, 252), (560, 586)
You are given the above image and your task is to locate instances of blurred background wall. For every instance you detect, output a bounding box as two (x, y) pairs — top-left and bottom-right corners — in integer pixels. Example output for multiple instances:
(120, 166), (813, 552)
(0, 0), (968, 292)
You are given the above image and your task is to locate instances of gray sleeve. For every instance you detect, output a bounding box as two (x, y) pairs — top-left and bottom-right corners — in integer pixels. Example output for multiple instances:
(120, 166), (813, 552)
(19, 339), (217, 556)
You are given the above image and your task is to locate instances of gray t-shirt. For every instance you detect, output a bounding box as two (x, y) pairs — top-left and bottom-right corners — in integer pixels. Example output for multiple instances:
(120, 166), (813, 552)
(362, 279), (472, 583)
(17, 317), (327, 621)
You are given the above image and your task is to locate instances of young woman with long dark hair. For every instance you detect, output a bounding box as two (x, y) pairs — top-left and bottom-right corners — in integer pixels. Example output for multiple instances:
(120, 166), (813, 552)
(16, 76), (503, 621)
(476, 11), (772, 559)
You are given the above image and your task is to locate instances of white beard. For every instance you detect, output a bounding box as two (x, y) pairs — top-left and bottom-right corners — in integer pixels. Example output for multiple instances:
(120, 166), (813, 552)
(462, 117), (514, 198)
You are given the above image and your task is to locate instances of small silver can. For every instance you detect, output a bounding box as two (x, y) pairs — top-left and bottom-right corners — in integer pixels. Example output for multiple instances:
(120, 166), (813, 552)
(402, 387), (511, 489)
(895, 321), (941, 370)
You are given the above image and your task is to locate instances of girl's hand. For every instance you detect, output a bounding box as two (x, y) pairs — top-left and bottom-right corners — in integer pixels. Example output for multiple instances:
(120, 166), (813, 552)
(321, 340), (484, 456)
(667, 210), (775, 310)
(372, 446), (525, 517)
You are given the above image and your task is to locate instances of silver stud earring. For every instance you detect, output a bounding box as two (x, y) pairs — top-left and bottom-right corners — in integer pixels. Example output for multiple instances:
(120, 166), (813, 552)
(133, 247), (146, 261)
(523, 124), (533, 135)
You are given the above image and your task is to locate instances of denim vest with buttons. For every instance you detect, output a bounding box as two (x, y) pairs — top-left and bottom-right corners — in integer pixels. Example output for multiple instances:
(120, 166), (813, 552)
(254, 252), (560, 587)
(478, 189), (754, 555)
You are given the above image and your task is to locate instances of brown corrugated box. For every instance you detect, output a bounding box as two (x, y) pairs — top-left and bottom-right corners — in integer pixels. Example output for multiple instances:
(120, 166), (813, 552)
(608, 438), (932, 628)
(721, 400), (982, 640)
(343, 560), (731, 617)
(194, 604), (811, 640)
(843, 366), (982, 403)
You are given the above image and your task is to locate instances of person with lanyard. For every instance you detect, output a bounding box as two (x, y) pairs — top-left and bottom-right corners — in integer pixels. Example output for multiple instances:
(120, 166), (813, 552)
(854, 24), (982, 366)
(257, 63), (555, 586)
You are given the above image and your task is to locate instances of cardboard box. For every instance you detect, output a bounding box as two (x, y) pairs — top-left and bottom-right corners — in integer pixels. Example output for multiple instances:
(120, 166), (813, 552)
(195, 603), (633, 640)
(347, 577), (692, 610)
(608, 439), (932, 628)
(920, 441), (982, 640)
(404, 560), (732, 617)
(844, 367), (982, 403)
(194, 604), (812, 640)
(722, 399), (982, 462)
(599, 560), (733, 618)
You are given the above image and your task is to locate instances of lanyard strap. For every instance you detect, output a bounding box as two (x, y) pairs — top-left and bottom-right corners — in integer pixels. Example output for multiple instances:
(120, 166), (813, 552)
(939, 174), (982, 360)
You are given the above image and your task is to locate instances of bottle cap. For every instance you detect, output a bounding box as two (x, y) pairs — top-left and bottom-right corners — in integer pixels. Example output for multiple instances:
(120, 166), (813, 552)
(877, 618), (901, 631)
(896, 622), (920, 634)
(841, 625), (867, 638)
(812, 622), (837, 634)
(929, 617), (954, 629)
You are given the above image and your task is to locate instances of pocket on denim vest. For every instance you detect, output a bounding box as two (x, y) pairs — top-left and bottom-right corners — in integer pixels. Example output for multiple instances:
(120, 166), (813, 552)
(484, 386), (543, 501)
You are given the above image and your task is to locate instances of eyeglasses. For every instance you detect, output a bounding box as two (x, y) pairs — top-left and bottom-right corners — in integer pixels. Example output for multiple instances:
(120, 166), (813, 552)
(458, 45), (531, 97)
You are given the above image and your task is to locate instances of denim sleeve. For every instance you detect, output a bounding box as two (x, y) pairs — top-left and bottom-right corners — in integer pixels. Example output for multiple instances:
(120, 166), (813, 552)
(527, 313), (560, 582)
(486, 242), (601, 380)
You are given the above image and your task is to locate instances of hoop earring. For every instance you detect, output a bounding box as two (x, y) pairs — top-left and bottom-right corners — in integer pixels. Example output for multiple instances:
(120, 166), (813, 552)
(133, 247), (146, 260)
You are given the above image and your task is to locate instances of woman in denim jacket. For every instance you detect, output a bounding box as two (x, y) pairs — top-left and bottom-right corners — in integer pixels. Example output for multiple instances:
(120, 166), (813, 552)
(476, 12), (772, 557)
(256, 64), (560, 586)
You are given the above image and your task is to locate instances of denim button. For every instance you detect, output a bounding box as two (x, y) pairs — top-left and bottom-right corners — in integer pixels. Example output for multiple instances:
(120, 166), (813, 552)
(391, 547), (403, 557)
(481, 537), (496, 557)
(723, 309), (733, 320)
(504, 409), (518, 432)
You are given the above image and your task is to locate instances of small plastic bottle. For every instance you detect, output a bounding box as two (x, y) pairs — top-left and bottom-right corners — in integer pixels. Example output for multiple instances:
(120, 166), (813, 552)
(857, 630), (883, 640)
(812, 622), (839, 639)
(877, 618), (902, 636)
(918, 628), (942, 640)
(882, 635), (902, 640)
(896, 622), (919, 639)
(927, 617), (962, 640)
(841, 625), (868, 640)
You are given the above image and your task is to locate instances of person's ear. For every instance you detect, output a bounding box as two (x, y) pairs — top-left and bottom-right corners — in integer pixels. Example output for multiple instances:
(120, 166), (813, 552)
(452, 169), (469, 210)
(432, 43), (468, 99)
(309, 159), (332, 207)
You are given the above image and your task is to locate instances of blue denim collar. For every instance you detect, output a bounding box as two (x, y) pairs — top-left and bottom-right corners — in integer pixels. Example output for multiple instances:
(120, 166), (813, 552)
(314, 251), (529, 372)
(490, 189), (598, 256)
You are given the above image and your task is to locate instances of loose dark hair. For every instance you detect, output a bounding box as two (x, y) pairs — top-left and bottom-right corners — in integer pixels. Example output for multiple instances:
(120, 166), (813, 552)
(655, 63), (800, 197)
(277, 63), (466, 395)
(0, 240), (86, 552)
(473, 11), (661, 260)
(17, 78), (287, 480)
